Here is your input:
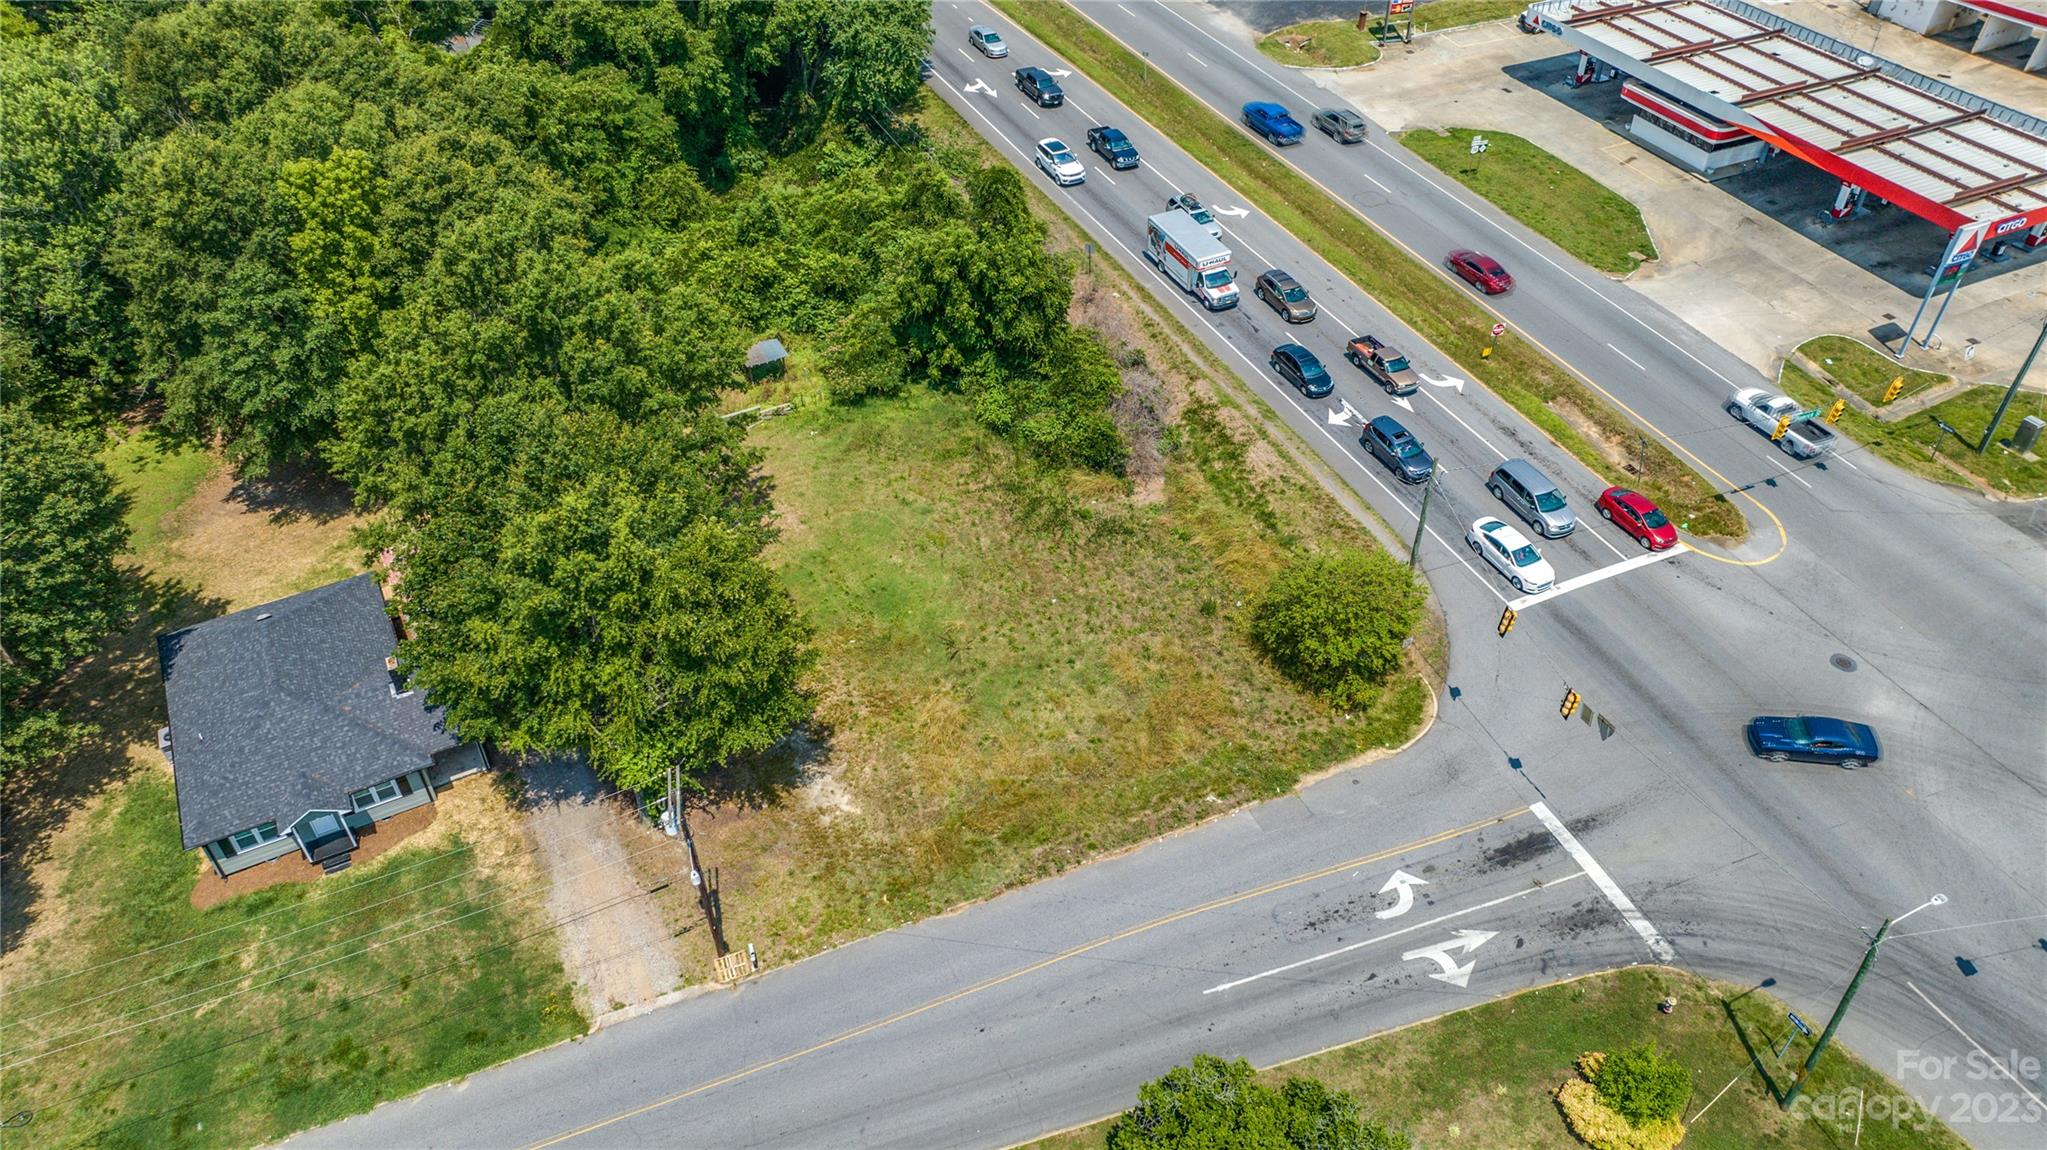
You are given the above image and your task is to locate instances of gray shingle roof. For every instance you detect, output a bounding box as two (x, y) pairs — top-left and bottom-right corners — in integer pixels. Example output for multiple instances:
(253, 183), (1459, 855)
(157, 574), (460, 850)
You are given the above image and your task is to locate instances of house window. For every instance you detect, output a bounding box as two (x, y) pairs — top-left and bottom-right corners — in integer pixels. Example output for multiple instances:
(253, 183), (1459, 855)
(349, 776), (408, 810)
(226, 822), (281, 855)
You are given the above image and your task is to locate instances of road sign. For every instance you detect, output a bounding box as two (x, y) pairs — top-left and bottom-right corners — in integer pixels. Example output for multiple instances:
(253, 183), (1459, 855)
(1946, 220), (1991, 270)
(1788, 1011), (1813, 1036)
(1389, 0), (1414, 11)
(1490, 322), (1506, 338)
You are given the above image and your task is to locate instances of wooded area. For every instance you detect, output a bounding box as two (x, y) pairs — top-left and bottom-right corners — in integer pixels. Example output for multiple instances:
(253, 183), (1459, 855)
(1, 0), (1133, 792)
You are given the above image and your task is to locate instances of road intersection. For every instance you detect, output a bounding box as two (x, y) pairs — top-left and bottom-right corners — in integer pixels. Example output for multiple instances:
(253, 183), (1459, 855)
(288, 3), (2045, 1146)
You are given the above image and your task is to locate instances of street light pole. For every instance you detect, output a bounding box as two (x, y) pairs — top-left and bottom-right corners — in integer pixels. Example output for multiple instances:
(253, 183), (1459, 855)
(1977, 318), (2045, 454)
(1781, 894), (1946, 1110)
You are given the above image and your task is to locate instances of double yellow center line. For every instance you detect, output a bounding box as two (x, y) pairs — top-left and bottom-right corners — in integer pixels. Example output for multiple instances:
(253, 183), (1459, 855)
(525, 806), (1529, 1147)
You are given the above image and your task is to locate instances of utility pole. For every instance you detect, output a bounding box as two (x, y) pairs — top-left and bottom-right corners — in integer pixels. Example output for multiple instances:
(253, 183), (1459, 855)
(1781, 894), (1945, 1110)
(1407, 469), (1438, 569)
(1978, 318), (2045, 454)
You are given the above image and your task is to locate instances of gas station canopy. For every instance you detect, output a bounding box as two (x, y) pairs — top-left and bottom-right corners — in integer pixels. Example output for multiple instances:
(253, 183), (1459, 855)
(1528, 0), (2047, 238)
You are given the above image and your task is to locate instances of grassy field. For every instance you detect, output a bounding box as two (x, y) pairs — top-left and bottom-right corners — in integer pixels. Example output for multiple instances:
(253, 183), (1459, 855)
(1797, 335), (1948, 406)
(993, 0), (1745, 541)
(1779, 360), (2047, 497)
(1257, 20), (1382, 69)
(1400, 127), (1658, 275)
(1411, 0), (1530, 31)
(670, 89), (1437, 967)
(0, 433), (583, 1148)
(1028, 968), (1965, 1150)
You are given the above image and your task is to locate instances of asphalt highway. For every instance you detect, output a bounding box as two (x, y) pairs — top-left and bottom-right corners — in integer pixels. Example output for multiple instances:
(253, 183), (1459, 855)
(288, 4), (2047, 1147)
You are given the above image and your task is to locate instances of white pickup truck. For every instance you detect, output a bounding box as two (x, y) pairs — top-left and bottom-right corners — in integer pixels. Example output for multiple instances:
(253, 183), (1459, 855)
(1726, 387), (1837, 460)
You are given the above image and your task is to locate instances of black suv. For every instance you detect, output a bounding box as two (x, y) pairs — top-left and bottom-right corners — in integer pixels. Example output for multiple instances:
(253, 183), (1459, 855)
(1086, 125), (1140, 169)
(1014, 67), (1064, 107)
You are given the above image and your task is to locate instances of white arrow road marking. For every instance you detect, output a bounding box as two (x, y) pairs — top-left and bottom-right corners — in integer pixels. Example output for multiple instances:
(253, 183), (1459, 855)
(1326, 399), (1365, 426)
(1420, 372), (1465, 393)
(1202, 871), (1587, 994)
(1400, 928), (1498, 987)
(1390, 395), (1414, 413)
(1212, 204), (1250, 218)
(963, 79), (995, 98)
(1530, 802), (1674, 961)
(1046, 68), (1072, 76)
(1374, 869), (1428, 919)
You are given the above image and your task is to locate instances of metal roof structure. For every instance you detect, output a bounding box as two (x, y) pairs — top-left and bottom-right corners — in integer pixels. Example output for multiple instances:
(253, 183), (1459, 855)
(1529, 0), (2047, 236)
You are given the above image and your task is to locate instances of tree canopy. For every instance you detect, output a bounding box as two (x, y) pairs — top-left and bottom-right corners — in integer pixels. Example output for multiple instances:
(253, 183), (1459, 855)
(1, 0), (1154, 792)
(1251, 548), (1427, 710)
(1107, 1055), (1410, 1150)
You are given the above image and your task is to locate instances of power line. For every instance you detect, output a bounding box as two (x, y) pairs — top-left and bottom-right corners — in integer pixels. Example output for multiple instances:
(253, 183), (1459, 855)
(0, 832), (683, 1069)
(0, 773), (649, 1018)
(19, 860), (701, 1147)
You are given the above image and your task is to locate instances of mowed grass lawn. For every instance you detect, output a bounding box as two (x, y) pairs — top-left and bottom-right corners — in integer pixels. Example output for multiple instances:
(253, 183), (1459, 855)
(1797, 335), (1947, 406)
(1400, 127), (1658, 275)
(1029, 968), (1965, 1150)
(692, 388), (1430, 959)
(1257, 20), (1382, 69)
(1780, 361), (2047, 497)
(0, 431), (583, 1149)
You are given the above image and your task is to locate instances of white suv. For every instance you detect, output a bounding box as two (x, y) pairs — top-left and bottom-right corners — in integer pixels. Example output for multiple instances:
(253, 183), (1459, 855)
(1034, 138), (1085, 186)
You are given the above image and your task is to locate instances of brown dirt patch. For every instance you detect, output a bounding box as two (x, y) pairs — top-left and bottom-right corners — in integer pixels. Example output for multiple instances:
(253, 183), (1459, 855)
(155, 467), (366, 612)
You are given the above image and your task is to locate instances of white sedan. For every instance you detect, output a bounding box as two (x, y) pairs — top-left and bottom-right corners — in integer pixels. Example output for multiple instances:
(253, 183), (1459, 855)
(1466, 517), (1555, 594)
(1034, 137), (1085, 186)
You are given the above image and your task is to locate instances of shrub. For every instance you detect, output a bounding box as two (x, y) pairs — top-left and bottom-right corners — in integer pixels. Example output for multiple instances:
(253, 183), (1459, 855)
(1250, 548), (1426, 710)
(1107, 1054), (1410, 1150)
(1594, 1042), (1692, 1126)
(1557, 1079), (1684, 1150)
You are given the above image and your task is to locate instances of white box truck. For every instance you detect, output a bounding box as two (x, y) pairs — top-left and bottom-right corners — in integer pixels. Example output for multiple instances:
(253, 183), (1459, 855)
(1145, 212), (1238, 310)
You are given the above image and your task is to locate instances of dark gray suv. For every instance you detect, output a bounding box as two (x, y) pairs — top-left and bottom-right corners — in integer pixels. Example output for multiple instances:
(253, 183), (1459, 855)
(1363, 416), (1434, 484)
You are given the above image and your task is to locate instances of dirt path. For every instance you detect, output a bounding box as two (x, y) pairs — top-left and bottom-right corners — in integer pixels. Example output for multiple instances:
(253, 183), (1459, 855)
(518, 754), (682, 1020)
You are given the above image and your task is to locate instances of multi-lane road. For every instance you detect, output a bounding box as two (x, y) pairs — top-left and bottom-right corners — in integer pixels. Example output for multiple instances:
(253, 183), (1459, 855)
(291, 3), (2045, 1147)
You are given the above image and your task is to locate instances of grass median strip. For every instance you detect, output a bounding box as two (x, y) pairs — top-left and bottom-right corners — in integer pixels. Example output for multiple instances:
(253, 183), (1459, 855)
(994, 0), (1745, 540)
(1028, 967), (1965, 1150)
(1778, 359), (2047, 498)
(1256, 20), (1382, 69)
(1399, 127), (1657, 276)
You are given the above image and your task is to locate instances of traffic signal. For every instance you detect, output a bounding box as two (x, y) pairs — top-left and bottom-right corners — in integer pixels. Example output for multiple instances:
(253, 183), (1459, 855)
(1772, 414), (1792, 441)
(1882, 376), (1905, 404)
(1559, 687), (1581, 720)
(1825, 399), (1847, 424)
(1497, 606), (1517, 637)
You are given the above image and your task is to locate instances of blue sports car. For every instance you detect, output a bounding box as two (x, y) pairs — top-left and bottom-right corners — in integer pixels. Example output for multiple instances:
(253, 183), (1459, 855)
(1746, 715), (1881, 769)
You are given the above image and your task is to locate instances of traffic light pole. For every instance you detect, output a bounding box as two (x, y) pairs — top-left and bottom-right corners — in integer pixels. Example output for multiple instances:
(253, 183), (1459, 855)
(1407, 469), (1437, 570)
(1978, 318), (2045, 454)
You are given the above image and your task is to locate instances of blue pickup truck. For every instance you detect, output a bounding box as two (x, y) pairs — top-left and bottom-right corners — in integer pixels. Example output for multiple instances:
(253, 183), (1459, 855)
(1242, 101), (1304, 146)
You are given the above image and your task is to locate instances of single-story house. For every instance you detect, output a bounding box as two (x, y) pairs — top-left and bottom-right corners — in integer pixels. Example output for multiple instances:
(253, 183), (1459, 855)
(156, 573), (486, 879)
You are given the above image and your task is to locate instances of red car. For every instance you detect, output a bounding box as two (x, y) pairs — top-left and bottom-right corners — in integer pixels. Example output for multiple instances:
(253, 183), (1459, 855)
(1597, 486), (1677, 550)
(1447, 249), (1513, 294)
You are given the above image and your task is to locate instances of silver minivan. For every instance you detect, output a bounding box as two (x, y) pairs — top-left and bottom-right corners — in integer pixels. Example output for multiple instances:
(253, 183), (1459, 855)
(1488, 458), (1575, 538)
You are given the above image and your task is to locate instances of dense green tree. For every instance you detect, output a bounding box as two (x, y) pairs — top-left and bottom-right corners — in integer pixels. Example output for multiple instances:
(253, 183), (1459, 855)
(390, 408), (809, 791)
(1252, 548), (1427, 710)
(0, 27), (132, 422)
(1107, 1055), (1409, 1150)
(0, 407), (135, 777)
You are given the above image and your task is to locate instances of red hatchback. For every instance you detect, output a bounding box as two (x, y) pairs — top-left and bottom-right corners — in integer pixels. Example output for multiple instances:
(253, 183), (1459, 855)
(1447, 249), (1513, 294)
(1597, 486), (1677, 550)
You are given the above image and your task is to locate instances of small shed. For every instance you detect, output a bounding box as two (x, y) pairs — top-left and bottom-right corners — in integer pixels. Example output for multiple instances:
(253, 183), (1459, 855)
(745, 338), (789, 381)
